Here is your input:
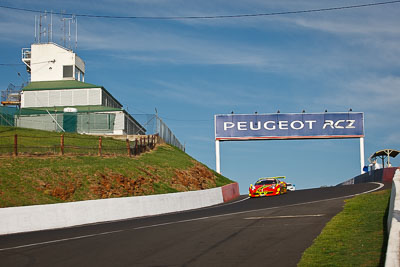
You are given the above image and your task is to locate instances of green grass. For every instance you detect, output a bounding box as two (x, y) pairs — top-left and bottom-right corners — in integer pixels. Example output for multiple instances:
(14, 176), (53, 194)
(298, 189), (390, 267)
(0, 126), (235, 207)
(0, 125), (130, 155)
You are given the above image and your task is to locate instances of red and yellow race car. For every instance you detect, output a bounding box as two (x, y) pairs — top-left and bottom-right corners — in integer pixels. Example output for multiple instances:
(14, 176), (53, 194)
(249, 176), (287, 198)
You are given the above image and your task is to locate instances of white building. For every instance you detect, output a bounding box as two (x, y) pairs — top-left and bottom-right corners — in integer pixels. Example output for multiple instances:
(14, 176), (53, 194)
(22, 43), (85, 82)
(17, 43), (145, 135)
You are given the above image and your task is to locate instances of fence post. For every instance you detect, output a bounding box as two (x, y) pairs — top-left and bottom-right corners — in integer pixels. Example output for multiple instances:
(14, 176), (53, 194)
(98, 136), (102, 156)
(155, 134), (159, 144)
(60, 134), (64, 155)
(147, 135), (150, 151)
(135, 139), (138, 156)
(126, 139), (131, 157)
(13, 134), (18, 157)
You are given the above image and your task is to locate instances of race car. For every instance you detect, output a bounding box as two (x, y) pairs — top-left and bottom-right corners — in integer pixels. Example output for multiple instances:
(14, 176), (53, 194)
(286, 183), (296, 191)
(249, 176), (287, 198)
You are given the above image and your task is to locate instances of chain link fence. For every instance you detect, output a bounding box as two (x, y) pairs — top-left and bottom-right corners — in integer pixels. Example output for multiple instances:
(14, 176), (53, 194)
(132, 114), (184, 151)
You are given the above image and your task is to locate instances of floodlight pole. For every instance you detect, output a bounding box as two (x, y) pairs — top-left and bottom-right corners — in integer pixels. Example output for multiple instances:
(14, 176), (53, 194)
(360, 137), (365, 174)
(216, 140), (221, 174)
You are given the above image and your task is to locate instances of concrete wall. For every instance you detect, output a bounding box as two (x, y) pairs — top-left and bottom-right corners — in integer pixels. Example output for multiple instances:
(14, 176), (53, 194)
(0, 183), (240, 236)
(221, 183), (240, 202)
(385, 169), (400, 267)
(339, 167), (399, 185)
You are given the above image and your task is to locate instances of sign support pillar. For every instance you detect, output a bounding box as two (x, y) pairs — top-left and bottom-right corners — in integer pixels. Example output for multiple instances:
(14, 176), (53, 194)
(360, 137), (365, 174)
(216, 140), (221, 174)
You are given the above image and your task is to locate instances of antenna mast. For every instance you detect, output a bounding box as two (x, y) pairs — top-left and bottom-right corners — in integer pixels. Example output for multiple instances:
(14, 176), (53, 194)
(34, 12), (54, 44)
(61, 15), (78, 50)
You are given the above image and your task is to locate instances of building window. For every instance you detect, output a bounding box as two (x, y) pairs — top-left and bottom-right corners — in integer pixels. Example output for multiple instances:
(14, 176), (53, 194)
(63, 65), (73, 78)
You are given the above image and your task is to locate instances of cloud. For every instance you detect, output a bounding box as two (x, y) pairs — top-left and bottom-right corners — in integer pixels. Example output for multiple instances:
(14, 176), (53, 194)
(314, 75), (400, 132)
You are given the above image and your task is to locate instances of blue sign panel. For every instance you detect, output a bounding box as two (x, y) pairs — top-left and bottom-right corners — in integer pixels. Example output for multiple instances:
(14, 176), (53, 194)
(215, 112), (364, 140)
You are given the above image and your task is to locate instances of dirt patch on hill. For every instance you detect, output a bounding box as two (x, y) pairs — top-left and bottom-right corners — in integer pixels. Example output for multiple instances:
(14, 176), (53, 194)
(34, 163), (217, 201)
(35, 178), (82, 201)
(171, 163), (216, 191)
(90, 168), (160, 199)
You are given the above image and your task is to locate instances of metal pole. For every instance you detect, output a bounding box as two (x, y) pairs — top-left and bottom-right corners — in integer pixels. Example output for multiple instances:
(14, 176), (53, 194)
(360, 137), (365, 174)
(216, 140), (221, 174)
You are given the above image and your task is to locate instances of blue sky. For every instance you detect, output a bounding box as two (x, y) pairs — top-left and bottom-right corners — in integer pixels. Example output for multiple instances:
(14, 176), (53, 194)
(1, 0), (399, 193)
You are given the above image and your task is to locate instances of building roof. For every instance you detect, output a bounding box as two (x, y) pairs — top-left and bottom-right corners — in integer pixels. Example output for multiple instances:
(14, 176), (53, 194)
(369, 149), (400, 160)
(22, 80), (101, 91)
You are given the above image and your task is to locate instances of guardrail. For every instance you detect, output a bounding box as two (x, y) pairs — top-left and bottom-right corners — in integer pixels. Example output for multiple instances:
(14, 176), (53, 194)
(338, 167), (398, 185)
(385, 169), (400, 267)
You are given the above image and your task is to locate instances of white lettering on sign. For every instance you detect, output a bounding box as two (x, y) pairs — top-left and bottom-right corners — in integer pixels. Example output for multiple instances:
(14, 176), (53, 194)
(238, 122), (247, 131)
(347, 120), (356, 128)
(290, 120), (304, 130)
(223, 119), (358, 131)
(323, 120), (356, 129)
(305, 120), (316, 129)
(334, 120), (345, 129)
(250, 121), (261, 130)
(224, 122), (235, 131)
(264, 121), (276, 130)
(323, 120), (334, 129)
(278, 121), (288, 130)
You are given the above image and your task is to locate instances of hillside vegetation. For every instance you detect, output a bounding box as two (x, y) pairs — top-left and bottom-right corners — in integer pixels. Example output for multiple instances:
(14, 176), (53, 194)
(0, 126), (234, 208)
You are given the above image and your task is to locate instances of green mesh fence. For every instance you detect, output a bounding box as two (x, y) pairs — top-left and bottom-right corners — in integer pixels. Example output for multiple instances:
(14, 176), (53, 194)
(14, 109), (116, 134)
(77, 113), (115, 134)
(0, 106), (17, 126)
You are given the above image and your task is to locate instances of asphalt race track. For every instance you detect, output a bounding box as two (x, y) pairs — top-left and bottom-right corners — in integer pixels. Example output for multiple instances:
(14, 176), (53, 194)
(0, 182), (388, 267)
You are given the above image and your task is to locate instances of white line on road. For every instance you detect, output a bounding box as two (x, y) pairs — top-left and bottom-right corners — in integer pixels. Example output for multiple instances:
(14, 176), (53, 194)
(244, 214), (325, 220)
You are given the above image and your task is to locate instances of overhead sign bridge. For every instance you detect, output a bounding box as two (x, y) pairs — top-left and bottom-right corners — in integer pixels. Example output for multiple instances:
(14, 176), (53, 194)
(214, 112), (365, 173)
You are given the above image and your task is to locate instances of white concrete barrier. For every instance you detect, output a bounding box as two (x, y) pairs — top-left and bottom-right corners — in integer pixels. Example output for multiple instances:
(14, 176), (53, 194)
(385, 169), (400, 267)
(0, 185), (238, 235)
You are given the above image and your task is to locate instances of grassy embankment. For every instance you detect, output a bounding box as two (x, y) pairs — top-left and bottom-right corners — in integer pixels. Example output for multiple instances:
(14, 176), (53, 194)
(298, 189), (390, 267)
(0, 126), (233, 208)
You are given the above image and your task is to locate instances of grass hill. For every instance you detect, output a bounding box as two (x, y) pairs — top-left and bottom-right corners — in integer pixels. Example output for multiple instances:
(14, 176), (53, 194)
(0, 126), (234, 208)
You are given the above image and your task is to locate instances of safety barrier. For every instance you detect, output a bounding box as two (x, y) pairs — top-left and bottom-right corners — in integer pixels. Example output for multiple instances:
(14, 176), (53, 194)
(385, 169), (400, 267)
(339, 167), (398, 185)
(0, 183), (239, 235)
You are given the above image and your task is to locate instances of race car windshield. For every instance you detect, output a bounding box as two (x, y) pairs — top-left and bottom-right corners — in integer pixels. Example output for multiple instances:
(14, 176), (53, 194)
(255, 180), (276, 185)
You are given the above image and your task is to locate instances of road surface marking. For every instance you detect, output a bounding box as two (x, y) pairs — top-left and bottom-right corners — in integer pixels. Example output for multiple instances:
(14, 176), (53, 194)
(244, 214), (325, 220)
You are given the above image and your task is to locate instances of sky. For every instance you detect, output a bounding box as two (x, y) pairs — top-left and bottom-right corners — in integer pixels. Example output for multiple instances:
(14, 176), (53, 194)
(1, 0), (399, 193)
